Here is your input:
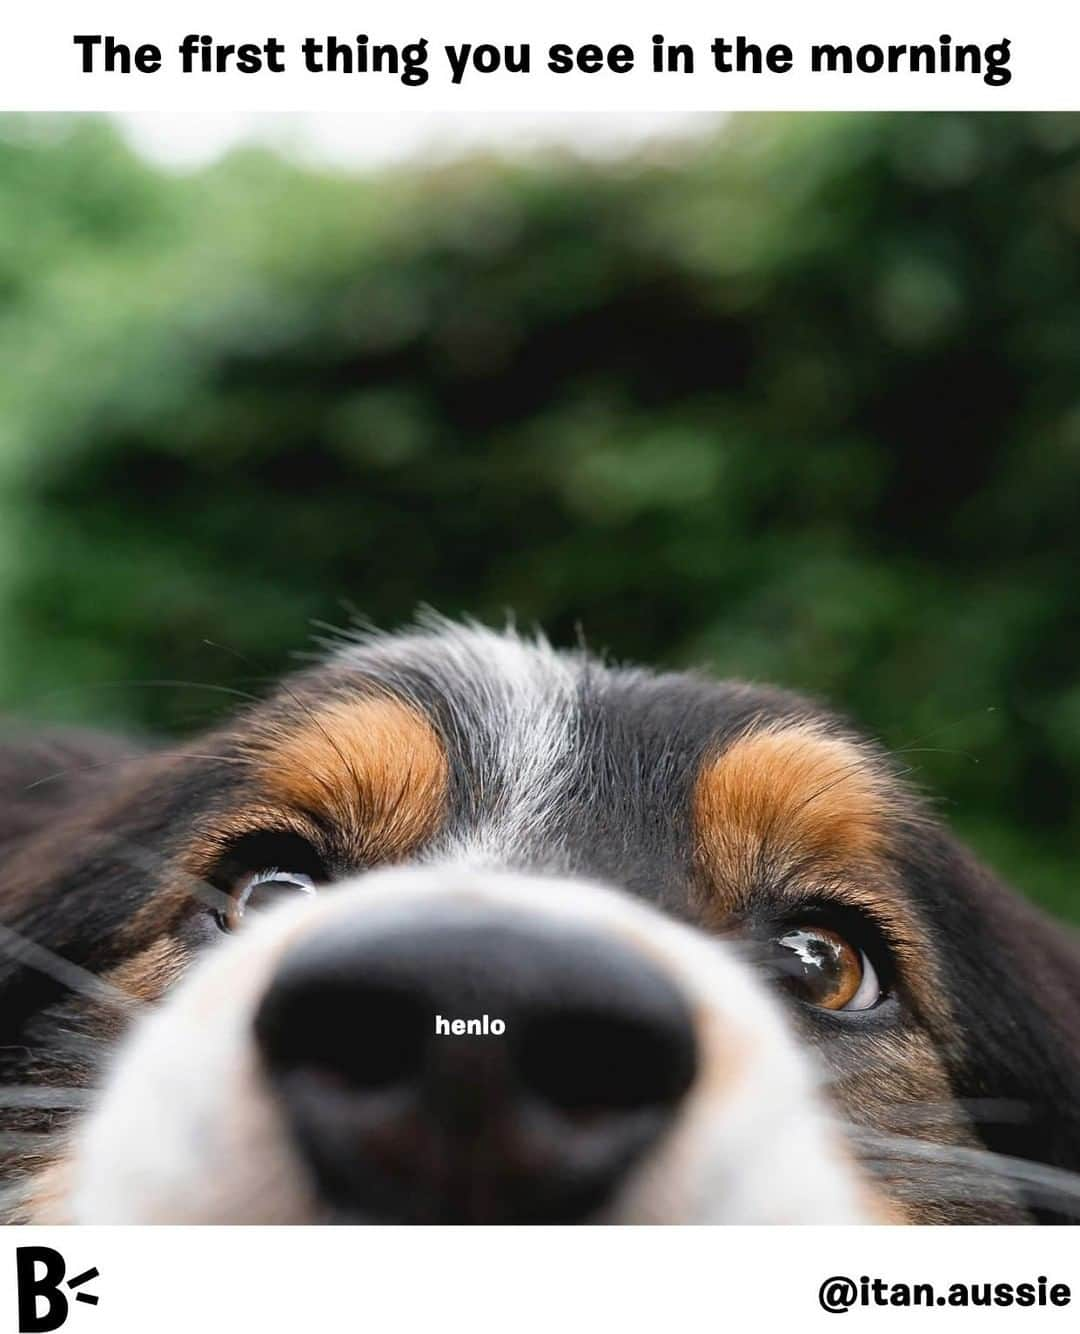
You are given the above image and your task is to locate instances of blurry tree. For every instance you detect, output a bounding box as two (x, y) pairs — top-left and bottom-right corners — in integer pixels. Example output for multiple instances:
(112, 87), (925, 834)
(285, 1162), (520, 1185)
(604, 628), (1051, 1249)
(0, 112), (1078, 916)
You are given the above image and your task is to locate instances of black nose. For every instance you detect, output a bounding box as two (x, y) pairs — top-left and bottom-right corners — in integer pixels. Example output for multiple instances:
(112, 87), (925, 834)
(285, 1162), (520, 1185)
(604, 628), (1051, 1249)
(254, 904), (698, 1223)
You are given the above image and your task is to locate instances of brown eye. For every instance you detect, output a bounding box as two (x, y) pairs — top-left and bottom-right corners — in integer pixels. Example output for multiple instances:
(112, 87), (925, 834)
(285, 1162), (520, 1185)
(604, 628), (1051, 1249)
(773, 925), (880, 1012)
(220, 869), (316, 933)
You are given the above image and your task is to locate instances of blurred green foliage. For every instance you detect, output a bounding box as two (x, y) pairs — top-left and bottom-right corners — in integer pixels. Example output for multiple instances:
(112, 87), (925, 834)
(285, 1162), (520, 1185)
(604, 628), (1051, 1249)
(0, 112), (1078, 917)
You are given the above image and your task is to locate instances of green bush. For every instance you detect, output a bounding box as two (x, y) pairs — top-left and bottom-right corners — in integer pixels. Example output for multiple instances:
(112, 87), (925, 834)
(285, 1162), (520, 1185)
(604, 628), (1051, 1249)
(1, 112), (1078, 917)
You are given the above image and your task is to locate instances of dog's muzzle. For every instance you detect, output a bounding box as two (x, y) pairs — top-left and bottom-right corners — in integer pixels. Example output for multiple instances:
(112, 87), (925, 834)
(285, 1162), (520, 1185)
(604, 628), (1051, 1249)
(61, 865), (885, 1224)
(254, 905), (698, 1222)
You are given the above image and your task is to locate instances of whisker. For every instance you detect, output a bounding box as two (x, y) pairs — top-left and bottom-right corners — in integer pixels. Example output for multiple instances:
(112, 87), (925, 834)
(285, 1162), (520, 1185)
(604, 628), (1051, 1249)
(0, 1131), (60, 1156)
(890, 746), (979, 763)
(850, 1127), (1080, 1212)
(22, 751), (245, 793)
(787, 755), (916, 826)
(867, 1098), (1030, 1131)
(889, 705), (997, 757)
(854, 1164), (1017, 1210)
(33, 1029), (111, 1073)
(15, 679), (263, 708)
(109, 838), (232, 917)
(0, 1087), (92, 1110)
(0, 923), (143, 1017)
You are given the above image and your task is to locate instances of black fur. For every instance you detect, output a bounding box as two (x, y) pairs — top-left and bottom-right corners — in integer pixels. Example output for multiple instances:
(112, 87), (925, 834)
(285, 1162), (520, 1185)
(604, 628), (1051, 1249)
(1, 624), (1078, 1222)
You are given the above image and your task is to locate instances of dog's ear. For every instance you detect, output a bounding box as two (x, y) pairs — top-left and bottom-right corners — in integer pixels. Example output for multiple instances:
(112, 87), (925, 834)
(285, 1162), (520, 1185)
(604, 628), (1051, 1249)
(0, 731), (169, 1038)
(904, 826), (1080, 1216)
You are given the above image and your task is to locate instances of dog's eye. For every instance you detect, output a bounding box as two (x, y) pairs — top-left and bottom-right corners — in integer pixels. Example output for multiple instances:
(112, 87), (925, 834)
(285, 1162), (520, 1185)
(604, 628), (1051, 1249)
(209, 830), (326, 933)
(220, 869), (316, 932)
(773, 925), (881, 1012)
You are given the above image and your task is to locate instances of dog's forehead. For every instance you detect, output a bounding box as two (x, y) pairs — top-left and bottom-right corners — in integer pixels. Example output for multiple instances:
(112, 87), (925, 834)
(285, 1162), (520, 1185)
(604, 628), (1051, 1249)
(325, 622), (809, 751)
(273, 624), (890, 903)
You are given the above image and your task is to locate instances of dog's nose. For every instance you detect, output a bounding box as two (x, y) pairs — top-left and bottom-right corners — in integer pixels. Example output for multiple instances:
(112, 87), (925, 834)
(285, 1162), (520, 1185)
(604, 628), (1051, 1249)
(253, 905), (698, 1222)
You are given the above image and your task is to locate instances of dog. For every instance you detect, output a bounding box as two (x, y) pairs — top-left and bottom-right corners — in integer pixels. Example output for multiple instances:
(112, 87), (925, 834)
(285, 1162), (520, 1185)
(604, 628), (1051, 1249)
(0, 617), (1078, 1224)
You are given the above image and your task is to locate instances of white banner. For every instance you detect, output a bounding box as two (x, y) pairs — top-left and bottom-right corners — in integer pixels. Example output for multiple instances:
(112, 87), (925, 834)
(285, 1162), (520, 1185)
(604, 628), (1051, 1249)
(0, 1226), (1077, 1332)
(0, 0), (1073, 112)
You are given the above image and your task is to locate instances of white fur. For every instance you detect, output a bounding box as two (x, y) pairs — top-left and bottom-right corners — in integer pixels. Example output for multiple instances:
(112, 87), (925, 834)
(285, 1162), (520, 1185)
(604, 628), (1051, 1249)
(344, 622), (581, 865)
(67, 864), (879, 1224)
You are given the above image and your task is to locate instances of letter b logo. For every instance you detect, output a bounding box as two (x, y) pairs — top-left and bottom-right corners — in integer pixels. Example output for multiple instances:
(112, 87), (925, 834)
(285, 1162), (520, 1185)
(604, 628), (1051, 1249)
(16, 1247), (68, 1332)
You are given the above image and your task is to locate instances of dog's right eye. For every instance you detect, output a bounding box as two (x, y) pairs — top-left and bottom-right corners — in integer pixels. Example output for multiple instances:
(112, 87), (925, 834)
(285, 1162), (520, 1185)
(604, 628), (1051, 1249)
(219, 868), (316, 932)
(210, 830), (327, 933)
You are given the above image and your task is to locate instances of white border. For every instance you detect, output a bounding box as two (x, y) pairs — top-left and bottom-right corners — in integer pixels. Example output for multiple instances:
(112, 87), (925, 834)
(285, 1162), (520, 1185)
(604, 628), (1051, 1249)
(0, 0), (1072, 111)
(3, 1226), (1078, 1332)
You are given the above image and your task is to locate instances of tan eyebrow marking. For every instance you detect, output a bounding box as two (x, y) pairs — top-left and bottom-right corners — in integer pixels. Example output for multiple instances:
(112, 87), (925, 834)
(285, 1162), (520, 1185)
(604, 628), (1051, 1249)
(693, 720), (897, 901)
(249, 694), (449, 863)
(691, 720), (945, 994)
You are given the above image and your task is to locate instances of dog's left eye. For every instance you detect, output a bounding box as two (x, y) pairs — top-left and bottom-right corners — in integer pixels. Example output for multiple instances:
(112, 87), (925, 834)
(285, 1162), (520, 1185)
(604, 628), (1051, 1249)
(772, 925), (881, 1012)
(221, 869), (316, 932)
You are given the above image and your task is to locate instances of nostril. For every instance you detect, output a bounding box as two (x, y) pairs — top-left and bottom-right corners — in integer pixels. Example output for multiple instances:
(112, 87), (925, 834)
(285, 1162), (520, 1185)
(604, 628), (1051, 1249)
(256, 980), (429, 1091)
(252, 907), (700, 1222)
(518, 1009), (697, 1114)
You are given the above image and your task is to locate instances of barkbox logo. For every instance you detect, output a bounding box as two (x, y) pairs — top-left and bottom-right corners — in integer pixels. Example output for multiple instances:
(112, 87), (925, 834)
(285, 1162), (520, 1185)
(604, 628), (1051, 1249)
(16, 1248), (99, 1332)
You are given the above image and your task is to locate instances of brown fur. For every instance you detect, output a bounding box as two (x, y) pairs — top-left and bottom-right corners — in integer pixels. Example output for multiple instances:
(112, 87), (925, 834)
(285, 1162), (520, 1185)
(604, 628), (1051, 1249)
(245, 695), (448, 864)
(692, 721), (930, 967)
(694, 720), (893, 874)
(104, 936), (191, 1004)
(1, 634), (1076, 1226)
